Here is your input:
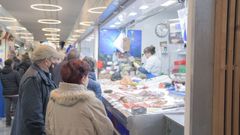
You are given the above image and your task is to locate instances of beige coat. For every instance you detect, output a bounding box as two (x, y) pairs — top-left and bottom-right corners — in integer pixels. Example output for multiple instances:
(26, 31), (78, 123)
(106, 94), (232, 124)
(45, 82), (115, 135)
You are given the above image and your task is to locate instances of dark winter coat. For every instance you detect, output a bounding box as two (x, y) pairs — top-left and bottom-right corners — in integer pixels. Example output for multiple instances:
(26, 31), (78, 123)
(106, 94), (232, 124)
(11, 64), (57, 135)
(0, 66), (20, 96)
(51, 61), (66, 87)
(17, 60), (32, 77)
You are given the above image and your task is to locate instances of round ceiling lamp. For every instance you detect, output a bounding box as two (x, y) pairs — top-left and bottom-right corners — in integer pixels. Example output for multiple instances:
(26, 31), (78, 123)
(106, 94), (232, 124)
(42, 28), (60, 32)
(79, 21), (94, 26)
(21, 36), (34, 39)
(88, 7), (106, 14)
(47, 37), (60, 41)
(44, 33), (60, 37)
(38, 19), (61, 24)
(72, 34), (80, 38)
(74, 29), (85, 33)
(68, 38), (76, 41)
(0, 17), (17, 22)
(7, 26), (26, 31)
(15, 32), (32, 35)
(31, 4), (62, 11)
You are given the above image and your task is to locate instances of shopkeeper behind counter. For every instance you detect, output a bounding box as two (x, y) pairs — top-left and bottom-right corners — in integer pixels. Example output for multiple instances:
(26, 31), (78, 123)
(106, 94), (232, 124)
(133, 45), (161, 79)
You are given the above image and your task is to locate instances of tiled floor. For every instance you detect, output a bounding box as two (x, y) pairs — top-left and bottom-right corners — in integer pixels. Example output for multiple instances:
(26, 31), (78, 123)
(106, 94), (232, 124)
(0, 118), (11, 135)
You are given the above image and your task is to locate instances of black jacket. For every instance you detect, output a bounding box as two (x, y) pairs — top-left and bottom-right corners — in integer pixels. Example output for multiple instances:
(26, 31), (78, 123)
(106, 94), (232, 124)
(17, 60), (32, 77)
(51, 61), (66, 86)
(11, 64), (57, 135)
(0, 66), (20, 96)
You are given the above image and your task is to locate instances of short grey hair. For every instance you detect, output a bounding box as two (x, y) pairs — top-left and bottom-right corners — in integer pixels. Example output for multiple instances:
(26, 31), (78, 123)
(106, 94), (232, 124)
(67, 49), (80, 61)
(83, 56), (96, 72)
(31, 45), (64, 63)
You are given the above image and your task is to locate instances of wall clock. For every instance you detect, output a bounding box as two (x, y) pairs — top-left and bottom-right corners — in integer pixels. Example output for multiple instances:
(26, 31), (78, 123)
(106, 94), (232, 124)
(155, 23), (169, 38)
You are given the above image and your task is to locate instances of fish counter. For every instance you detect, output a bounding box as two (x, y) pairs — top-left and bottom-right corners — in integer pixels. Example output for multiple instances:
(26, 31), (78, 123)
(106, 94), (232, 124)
(100, 75), (185, 135)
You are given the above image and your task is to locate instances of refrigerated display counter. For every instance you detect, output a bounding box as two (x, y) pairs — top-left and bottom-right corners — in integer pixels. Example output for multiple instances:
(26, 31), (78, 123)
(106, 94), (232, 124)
(100, 76), (185, 135)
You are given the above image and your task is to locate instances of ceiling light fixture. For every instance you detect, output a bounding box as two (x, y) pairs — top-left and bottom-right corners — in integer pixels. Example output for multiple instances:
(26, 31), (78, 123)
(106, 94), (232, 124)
(30, 4), (62, 11)
(161, 0), (177, 7)
(86, 38), (93, 42)
(168, 18), (180, 22)
(47, 37), (60, 41)
(0, 17), (17, 22)
(118, 14), (124, 22)
(21, 36), (34, 39)
(42, 28), (60, 32)
(110, 25), (116, 28)
(74, 29), (86, 33)
(114, 22), (121, 25)
(15, 32), (32, 35)
(68, 38), (76, 41)
(139, 5), (149, 10)
(7, 26), (26, 31)
(128, 12), (137, 17)
(88, 7), (106, 14)
(72, 34), (81, 38)
(38, 19), (61, 24)
(44, 33), (60, 37)
(79, 21), (94, 26)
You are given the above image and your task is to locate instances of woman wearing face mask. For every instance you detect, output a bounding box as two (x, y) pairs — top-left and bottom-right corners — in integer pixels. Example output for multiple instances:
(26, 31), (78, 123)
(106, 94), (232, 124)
(133, 45), (161, 79)
(45, 60), (115, 135)
(11, 45), (64, 135)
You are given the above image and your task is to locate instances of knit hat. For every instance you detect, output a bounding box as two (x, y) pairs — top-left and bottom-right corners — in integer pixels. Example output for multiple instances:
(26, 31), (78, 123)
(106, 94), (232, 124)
(31, 45), (65, 63)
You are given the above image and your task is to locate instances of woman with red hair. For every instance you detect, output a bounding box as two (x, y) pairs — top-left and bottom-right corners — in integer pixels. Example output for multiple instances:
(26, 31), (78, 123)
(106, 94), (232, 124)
(45, 60), (115, 135)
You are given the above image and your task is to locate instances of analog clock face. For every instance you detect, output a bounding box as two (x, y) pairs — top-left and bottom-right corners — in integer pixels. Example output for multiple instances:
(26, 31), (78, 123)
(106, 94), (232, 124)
(155, 24), (168, 38)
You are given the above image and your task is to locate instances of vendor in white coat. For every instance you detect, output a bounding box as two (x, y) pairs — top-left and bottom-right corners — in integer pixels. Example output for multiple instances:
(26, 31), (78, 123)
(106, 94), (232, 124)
(134, 45), (161, 78)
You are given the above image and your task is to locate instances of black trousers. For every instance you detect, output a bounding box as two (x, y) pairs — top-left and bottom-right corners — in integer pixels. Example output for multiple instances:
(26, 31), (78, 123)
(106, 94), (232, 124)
(4, 97), (18, 125)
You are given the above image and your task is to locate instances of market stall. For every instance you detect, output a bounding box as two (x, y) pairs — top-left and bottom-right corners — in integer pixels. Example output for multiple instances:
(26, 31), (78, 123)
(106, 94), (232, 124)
(96, 0), (187, 134)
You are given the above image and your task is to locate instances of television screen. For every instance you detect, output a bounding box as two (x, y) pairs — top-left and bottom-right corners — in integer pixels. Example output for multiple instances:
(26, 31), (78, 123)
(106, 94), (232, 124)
(99, 29), (121, 55)
(99, 29), (142, 58)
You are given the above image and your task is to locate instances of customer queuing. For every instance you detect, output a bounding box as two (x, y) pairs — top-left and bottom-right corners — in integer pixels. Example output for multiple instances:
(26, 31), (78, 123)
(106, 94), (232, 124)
(0, 59), (20, 126)
(11, 45), (64, 135)
(45, 60), (115, 135)
(16, 53), (32, 77)
(83, 56), (102, 100)
(12, 56), (21, 71)
(51, 48), (80, 86)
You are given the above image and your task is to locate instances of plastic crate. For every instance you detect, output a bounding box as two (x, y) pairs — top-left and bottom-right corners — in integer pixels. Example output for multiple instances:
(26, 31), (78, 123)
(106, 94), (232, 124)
(174, 59), (186, 65)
